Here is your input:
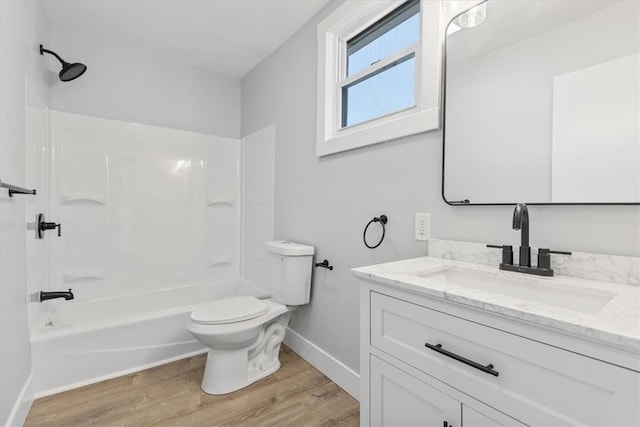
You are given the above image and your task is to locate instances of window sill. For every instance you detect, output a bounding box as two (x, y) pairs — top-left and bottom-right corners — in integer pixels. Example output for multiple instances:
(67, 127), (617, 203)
(316, 106), (439, 157)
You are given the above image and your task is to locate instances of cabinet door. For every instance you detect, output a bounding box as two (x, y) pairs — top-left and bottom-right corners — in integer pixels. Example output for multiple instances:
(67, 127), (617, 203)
(463, 405), (524, 427)
(370, 355), (461, 427)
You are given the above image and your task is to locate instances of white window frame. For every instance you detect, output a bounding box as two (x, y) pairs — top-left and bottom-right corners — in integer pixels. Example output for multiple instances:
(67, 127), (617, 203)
(316, 0), (444, 157)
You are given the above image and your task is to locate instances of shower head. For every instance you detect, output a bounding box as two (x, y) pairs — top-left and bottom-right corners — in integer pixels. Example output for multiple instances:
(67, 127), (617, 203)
(40, 44), (87, 82)
(59, 62), (87, 82)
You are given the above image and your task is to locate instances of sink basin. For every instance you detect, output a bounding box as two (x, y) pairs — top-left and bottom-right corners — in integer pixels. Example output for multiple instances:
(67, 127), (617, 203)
(413, 267), (616, 313)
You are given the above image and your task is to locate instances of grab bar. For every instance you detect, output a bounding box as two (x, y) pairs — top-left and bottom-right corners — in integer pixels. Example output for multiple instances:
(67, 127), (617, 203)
(1, 180), (36, 197)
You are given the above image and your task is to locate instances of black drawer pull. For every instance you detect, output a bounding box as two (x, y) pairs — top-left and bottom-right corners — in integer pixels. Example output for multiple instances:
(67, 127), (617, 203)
(425, 342), (499, 377)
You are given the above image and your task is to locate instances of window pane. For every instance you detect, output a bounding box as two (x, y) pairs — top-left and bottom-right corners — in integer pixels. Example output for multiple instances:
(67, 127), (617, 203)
(347, 0), (420, 77)
(342, 55), (415, 128)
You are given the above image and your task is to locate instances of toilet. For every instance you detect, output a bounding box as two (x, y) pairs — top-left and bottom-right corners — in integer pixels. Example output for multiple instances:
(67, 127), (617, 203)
(187, 240), (314, 395)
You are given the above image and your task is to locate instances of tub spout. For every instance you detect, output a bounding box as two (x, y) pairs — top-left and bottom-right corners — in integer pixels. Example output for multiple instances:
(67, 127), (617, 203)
(39, 289), (74, 302)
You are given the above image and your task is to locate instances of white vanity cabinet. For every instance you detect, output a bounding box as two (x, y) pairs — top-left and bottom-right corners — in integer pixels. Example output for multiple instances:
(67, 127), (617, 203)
(370, 354), (522, 427)
(359, 281), (640, 427)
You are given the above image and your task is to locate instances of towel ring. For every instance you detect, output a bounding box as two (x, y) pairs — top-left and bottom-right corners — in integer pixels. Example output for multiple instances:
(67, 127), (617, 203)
(363, 215), (388, 249)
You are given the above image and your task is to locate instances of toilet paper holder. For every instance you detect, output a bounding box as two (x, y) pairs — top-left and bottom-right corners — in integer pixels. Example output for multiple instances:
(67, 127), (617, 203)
(314, 259), (333, 271)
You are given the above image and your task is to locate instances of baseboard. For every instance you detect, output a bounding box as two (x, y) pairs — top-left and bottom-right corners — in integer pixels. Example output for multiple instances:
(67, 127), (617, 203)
(284, 328), (360, 401)
(34, 348), (207, 399)
(4, 373), (33, 427)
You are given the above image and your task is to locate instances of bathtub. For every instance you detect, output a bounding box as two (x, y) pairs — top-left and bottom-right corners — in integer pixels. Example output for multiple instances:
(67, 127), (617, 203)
(31, 279), (269, 397)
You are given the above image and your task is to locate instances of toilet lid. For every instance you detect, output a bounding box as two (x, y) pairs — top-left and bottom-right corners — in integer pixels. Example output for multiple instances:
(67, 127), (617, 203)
(190, 296), (269, 325)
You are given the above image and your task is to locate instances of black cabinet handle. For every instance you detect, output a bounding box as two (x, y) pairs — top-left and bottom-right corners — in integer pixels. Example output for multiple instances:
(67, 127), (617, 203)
(425, 342), (499, 377)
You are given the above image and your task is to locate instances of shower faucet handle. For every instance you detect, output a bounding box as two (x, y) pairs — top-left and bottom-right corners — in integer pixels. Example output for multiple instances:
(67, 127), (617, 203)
(36, 213), (62, 238)
(41, 221), (61, 236)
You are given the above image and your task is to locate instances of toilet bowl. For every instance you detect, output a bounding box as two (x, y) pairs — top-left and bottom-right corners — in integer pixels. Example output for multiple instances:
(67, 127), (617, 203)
(187, 296), (292, 394)
(187, 239), (314, 395)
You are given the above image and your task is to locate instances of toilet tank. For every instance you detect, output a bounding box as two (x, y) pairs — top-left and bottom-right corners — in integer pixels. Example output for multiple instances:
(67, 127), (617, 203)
(265, 240), (314, 305)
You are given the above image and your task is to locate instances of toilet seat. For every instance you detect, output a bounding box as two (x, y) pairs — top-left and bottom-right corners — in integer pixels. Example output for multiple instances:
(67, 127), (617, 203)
(191, 296), (268, 325)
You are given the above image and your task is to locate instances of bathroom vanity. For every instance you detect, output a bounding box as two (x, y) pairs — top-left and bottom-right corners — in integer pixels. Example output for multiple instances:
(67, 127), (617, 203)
(353, 257), (640, 426)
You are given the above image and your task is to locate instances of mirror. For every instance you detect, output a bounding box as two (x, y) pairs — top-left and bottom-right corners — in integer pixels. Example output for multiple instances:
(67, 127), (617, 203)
(443, 0), (639, 205)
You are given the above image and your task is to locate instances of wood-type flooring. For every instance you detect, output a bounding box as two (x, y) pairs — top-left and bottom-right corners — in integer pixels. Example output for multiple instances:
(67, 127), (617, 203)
(25, 345), (359, 426)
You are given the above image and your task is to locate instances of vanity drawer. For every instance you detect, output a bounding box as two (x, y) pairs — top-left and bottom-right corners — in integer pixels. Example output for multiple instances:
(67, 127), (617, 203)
(370, 291), (640, 426)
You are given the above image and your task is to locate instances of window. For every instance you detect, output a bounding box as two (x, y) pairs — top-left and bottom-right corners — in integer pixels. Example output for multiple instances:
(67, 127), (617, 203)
(342, 0), (420, 128)
(342, 55), (415, 127)
(317, 0), (444, 156)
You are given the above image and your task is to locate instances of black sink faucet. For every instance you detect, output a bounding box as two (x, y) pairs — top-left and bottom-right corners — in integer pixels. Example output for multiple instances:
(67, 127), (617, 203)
(512, 203), (530, 267)
(487, 203), (572, 276)
(39, 289), (74, 302)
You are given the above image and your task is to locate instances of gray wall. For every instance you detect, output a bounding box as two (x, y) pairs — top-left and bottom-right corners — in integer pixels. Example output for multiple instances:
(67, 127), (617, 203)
(48, 24), (241, 138)
(241, 1), (640, 373)
(0, 1), (49, 424)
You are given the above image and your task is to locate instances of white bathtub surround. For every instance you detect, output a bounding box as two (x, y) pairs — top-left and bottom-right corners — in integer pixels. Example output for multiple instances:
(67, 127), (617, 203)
(428, 238), (640, 286)
(242, 125), (276, 288)
(31, 279), (268, 397)
(47, 111), (241, 303)
(353, 256), (640, 364)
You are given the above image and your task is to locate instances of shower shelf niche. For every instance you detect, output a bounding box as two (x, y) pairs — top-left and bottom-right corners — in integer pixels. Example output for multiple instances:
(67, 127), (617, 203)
(60, 194), (107, 206)
(62, 270), (105, 283)
(208, 257), (233, 267)
(206, 198), (234, 207)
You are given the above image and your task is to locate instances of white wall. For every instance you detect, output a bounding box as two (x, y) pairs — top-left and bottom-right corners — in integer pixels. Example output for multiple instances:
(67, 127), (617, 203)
(0, 1), (49, 425)
(242, 125), (276, 288)
(48, 24), (241, 139)
(241, 0), (640, 376)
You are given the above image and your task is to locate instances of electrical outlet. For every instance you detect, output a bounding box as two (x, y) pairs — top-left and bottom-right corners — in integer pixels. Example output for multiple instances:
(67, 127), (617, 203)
(415, 213), (430, 241)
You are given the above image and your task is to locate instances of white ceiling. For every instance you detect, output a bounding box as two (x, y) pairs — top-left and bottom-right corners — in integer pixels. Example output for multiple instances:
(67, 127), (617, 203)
(42, 0), (330, 78)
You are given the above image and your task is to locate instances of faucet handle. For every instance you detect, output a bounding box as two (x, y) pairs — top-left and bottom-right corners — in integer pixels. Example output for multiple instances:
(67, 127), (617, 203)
(537, 248), (572, 270)
(486, 244), (514, 265)
(548, 249), (572, 255)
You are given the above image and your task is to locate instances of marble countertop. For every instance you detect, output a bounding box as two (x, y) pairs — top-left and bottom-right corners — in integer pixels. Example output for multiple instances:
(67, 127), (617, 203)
(352, 256), (640, 353)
